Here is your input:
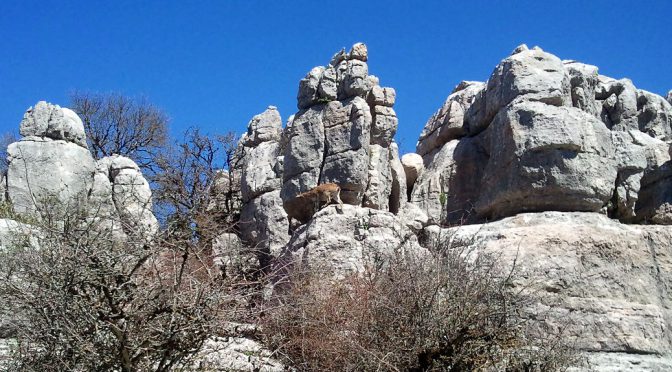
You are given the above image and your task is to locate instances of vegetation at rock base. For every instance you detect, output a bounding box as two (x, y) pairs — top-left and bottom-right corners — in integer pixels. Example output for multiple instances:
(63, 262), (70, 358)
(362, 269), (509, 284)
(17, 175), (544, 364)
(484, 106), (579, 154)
(259, 240), (580, 371)
(0, 198), (249, 372)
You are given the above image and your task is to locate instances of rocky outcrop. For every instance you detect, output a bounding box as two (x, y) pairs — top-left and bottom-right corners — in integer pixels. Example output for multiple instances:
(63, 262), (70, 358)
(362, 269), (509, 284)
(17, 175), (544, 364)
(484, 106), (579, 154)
(282, 43), (404, 222)
(237, 107), (289, 262)
(280, 204), (424, 278)
(412, 46), (672, 225)
(7, 102), (96, 215)
(424, 212), (672, 371)
(5, 102), (158, 236)
(93, 155), (159, 238)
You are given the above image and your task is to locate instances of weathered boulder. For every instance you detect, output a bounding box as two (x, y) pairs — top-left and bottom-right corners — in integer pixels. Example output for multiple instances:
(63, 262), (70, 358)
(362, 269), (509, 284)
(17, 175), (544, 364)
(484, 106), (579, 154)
(100, 155), (159, 238)
(636, 90), (672, 141)
(401, 152), (423, 196)
(416, 81), (484, 155)
(412, 47), (672, 225)
(280, 205), (424, 278)
(425, 212), (672, 371)
(563, 60), (600, 116)
(411, 136), (487, 225)
(7, 136), (95, 215)
(240, 106), (283, 147)
(19, 101), (87, 148)
(466, 47), (571, 136)
(596, 77), (639, 132)
(239, 191), (288, 262)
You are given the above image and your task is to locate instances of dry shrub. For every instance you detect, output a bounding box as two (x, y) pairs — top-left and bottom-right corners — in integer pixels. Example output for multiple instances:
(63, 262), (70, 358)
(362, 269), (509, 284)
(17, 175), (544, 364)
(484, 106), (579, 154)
(0, 199), (244, 372)
(260, 241), (579, 371)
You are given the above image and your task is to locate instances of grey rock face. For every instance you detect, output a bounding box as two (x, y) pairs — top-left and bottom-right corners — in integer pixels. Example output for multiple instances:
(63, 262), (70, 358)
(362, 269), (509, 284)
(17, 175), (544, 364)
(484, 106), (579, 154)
(411, 137), (487, 225)
(477, 100), (616, 219)
(7, 137), (95, 214)
(564, 61), (600, 116)
(667, 90), (672, 105)
(412, 46), (672, 225)
(595, 77), (642, 133)
(429, 212), (672, 371)
(240, 106), (282, 147)
(104, 155), (159, 238)
(19, 101), (88, 148)
(417, 81), (484, 156)
(280, 204), (424, 278)
(401, 152), (423, 196)
(282, 43), (403, 222)
(466, 48), (571, 136)
(6, 102), (159, 238)
(237, 107), (289, 261)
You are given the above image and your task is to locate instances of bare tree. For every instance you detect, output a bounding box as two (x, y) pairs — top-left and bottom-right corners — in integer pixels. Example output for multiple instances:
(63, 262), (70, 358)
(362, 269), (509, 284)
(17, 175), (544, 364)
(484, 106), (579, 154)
(70, 91), (169, 170)
(152, 128), (241, 242)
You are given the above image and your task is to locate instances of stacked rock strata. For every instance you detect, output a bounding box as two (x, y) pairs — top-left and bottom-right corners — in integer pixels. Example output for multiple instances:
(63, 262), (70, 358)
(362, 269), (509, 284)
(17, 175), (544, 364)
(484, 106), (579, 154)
(411, 44), (672, 226)
(2, 101), (158, 239)
(281, 42), (406, 223)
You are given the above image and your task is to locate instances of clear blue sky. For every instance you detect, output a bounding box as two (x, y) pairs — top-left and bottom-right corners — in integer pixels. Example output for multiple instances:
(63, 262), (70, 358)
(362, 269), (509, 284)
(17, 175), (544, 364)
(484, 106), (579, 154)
(1, 0), (670, 154)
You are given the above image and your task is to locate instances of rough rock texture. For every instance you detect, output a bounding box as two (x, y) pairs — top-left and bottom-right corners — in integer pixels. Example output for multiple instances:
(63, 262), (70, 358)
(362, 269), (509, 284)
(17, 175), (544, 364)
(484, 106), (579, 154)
(19, 101), (87, 148)
(477, 99), (617, 219)
(238, 107), (289, 261)
(424, 212), (672, 371)
(280, 204), (423, 278)
(95, 155), (159, 238)
(7, 136), (95, 215)
(412, 47), (672, 225)
(5, 102), (159, 236)
(401, 152), (423, 197)
(282, 43), (404, 222)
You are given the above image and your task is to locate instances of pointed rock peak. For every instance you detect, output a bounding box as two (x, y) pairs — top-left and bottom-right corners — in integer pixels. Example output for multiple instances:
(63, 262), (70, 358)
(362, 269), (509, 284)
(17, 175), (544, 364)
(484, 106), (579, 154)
(349, 42), (368, 61)
(511, 44), (529, 55)
(452, 81), (484, 94)
(667, 90), (672, 105)
(329, 48), (347, 66)
(531, 45), (543, 51)
(242, 106), (283, 147)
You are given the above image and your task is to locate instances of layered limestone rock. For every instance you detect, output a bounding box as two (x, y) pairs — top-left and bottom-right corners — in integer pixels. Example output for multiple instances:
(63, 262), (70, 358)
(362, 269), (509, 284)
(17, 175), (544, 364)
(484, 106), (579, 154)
(280, 204), (424, 279)
(237, 107), (289, 262)
(282, 43), (405, 222)
(412, 46), (672, 225)
(5, 101), (158, 236)
(424, 212), (672, 371)
(7, 101), (95, 214)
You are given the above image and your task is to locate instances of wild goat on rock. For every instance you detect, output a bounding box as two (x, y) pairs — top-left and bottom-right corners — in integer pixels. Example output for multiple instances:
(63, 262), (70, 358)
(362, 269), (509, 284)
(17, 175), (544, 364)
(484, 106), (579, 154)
(297, 183), (344, 214)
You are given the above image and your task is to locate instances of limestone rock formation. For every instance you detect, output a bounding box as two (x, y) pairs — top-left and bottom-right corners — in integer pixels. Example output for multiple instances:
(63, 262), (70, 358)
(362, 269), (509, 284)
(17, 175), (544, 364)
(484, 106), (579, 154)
(94, 155), (159, 238)
(19, 101), (88, 148)
(237, 107), (289, 261)
(5, 102), (159, 236)
(282, 43), (404, 222)
(7, 102), (96, 214)
(280, 204), (424, 278)
(424, 212), (672, 371)
(412, 47), (672, 225)
(186, 336), (285, 371)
